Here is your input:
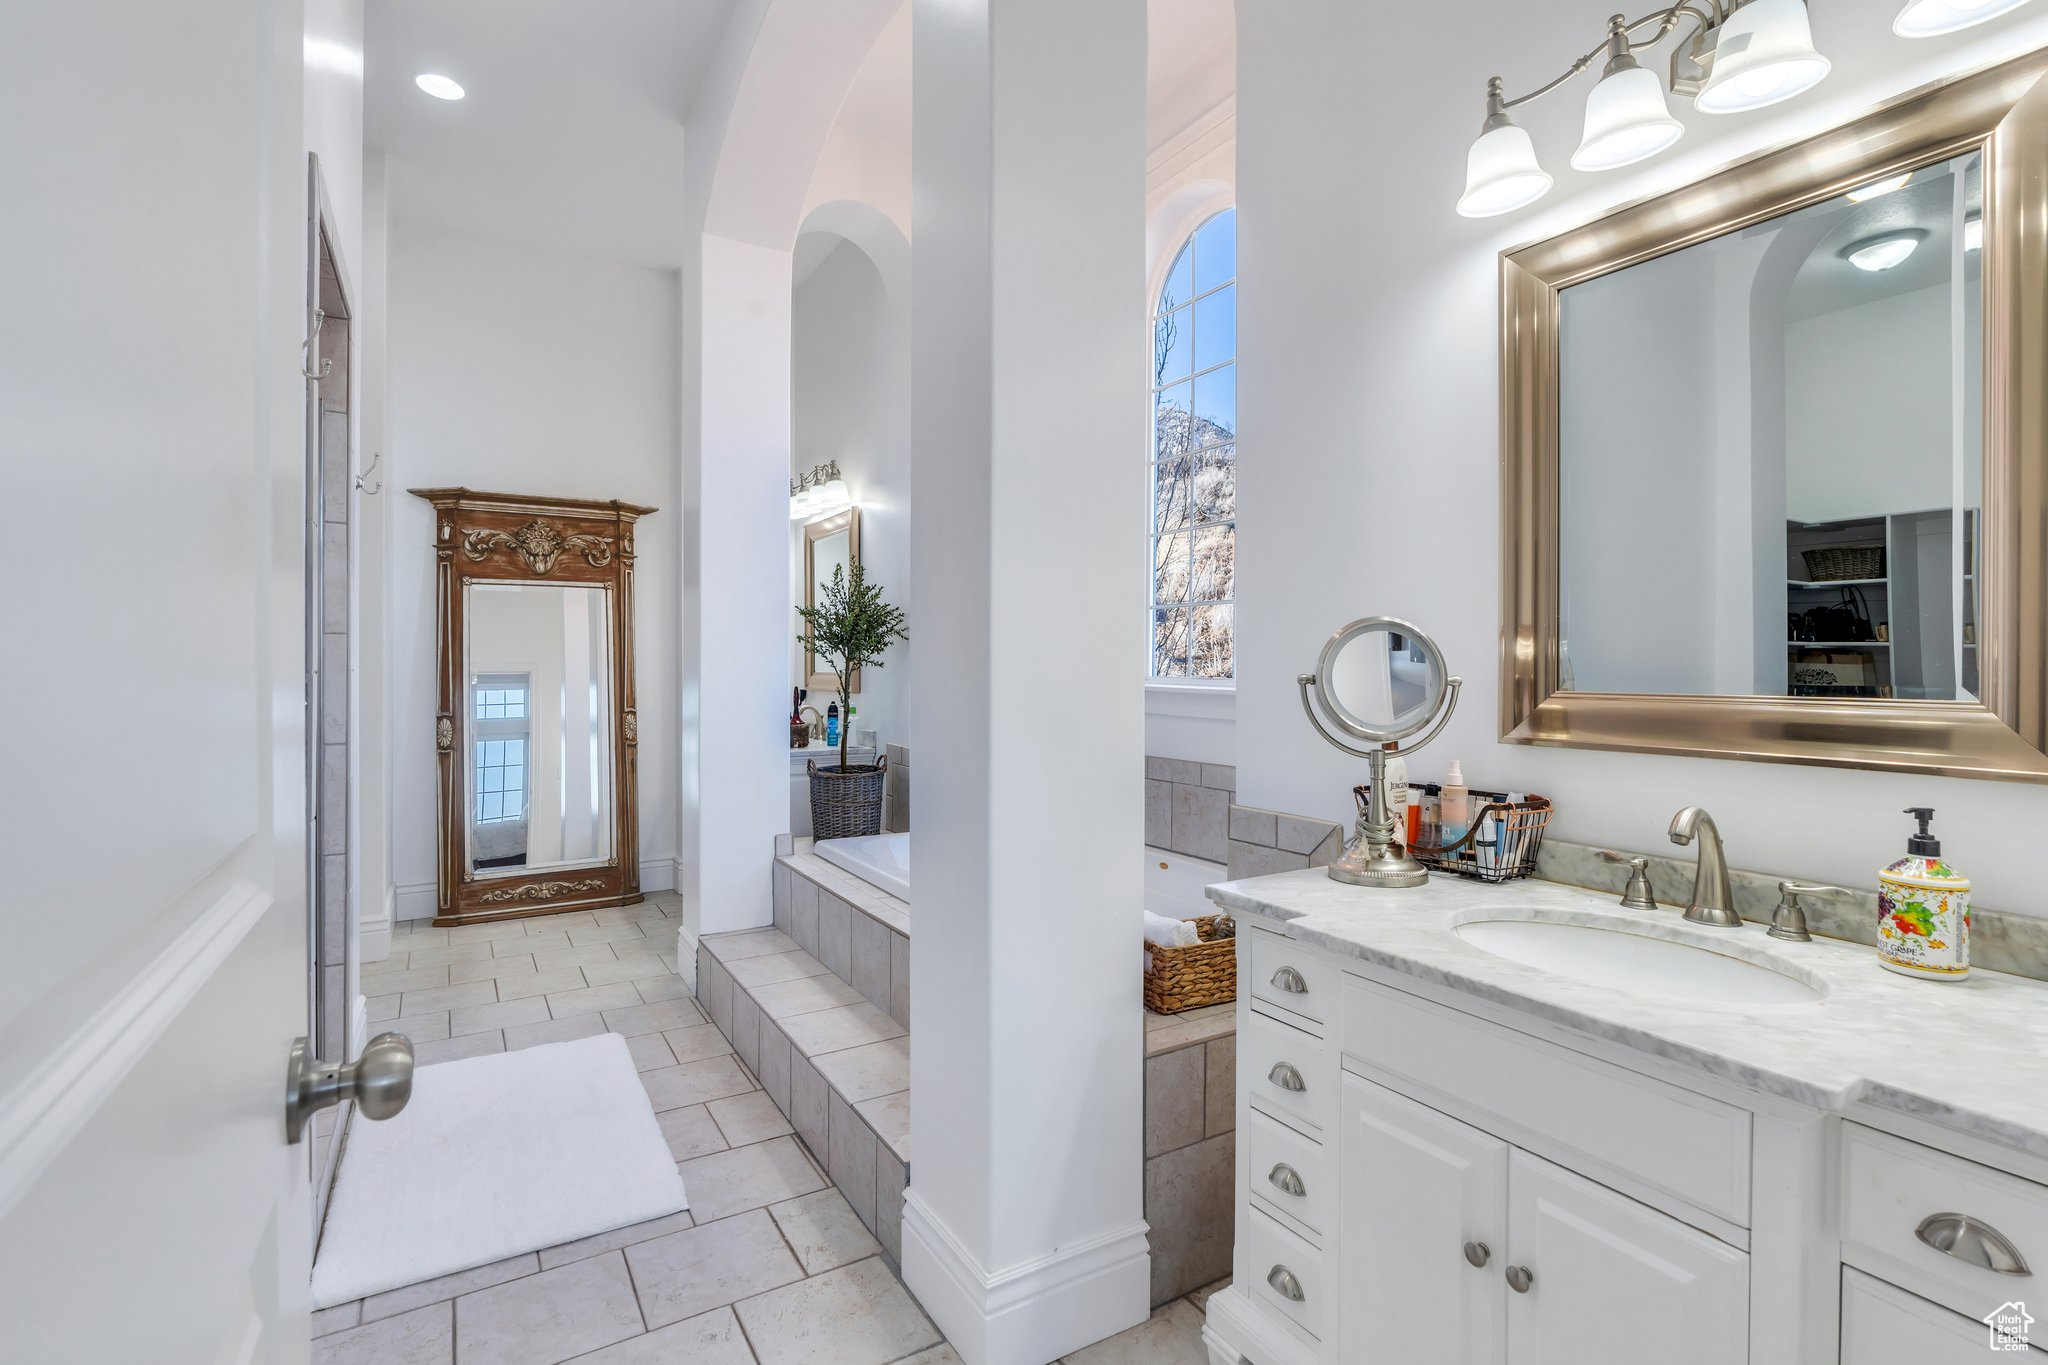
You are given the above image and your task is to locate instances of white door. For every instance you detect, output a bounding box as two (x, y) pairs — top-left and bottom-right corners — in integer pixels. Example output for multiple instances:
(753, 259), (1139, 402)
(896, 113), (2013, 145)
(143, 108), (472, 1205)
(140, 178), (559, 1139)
(0, 4), (326, 1360)
(1506, 1149), (1749, 1365)
(1841, 1268), (2047, 1362)
(1340, 1074), (1509, 1365)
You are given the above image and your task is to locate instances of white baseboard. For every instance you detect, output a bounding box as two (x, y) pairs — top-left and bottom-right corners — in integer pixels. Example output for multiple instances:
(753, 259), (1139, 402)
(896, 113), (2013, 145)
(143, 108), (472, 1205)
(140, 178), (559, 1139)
(1200, 1285), (1317, 1365)
(901, 1190), (1149, 1365)
(360, 883), (394, 962)
(638, 858), (678, 893)
(394, 880), (438, 923)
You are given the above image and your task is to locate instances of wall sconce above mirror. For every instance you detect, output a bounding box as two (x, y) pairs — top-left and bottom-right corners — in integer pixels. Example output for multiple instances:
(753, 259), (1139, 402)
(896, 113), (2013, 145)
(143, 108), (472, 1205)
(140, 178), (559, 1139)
(1498, 50), (2048, 782)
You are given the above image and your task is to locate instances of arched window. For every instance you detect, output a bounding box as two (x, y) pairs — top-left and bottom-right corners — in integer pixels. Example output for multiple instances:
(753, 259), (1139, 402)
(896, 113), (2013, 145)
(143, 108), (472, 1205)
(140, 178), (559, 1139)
(1150, 208), (1235, 679)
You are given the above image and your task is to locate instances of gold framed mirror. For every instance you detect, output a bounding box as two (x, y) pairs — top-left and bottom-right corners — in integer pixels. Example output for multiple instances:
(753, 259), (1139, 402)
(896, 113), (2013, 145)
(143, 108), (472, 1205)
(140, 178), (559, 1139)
(411, 487), (655, 924)
(1500, 50), (2048, 783)
(802, 507), (861, 695)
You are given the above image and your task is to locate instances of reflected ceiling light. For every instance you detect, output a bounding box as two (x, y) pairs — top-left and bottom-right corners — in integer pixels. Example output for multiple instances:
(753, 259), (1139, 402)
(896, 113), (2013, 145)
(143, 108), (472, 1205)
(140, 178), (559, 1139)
(1894, 0), (2034, 37)
(1842, 229), (1928, 272)
(1846, 172), (1913, 202)
(1965, 215), (1984, 250)
(1696, 0), (1831, 114)
(1572, 20), (1685, 171)
(1455, 2), (1833, 216)
(414, 72), (465, 100)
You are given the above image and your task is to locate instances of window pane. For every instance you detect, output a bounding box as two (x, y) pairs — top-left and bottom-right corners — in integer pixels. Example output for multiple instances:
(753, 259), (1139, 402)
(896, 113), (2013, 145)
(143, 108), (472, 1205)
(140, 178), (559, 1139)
(1193, 364), (1235, 444)
(1154, 305), (1190, 386)
(1191, 604), (1234, 679)
(1194, 209), (1236, 295)
(1153, 531), (1191, 605)
(1191, 525), (1235, 602)
(1161, 241), (1193, 312)
(1154, 458), (1192, 533)
(1194, 446), (1235, 522)
(1152, 607), (1189, 677)
(1193, 284), (1235, 374)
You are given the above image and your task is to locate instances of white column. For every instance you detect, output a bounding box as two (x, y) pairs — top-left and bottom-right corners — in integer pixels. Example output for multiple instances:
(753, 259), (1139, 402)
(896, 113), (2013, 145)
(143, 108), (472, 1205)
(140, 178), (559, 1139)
(679, 231), (793, 943)
(904, 1), (1149, 1361)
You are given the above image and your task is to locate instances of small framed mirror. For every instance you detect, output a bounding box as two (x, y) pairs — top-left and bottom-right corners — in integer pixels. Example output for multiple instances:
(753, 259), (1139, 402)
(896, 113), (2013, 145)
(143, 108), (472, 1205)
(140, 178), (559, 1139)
(803, 508), (861, 694)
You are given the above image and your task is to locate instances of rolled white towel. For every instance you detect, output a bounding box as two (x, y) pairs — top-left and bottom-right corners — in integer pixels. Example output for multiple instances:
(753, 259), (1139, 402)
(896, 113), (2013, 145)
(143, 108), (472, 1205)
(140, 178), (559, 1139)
(1144, 910), (1201, 949)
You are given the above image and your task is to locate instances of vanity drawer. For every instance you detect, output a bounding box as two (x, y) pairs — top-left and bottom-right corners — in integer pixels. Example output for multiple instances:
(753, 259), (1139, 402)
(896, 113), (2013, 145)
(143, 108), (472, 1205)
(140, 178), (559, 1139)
(1247, 928), (1333, 1028)
(1245, 1204), (1324, 1341)
(1841, 1268), (2046, 1363)
(1341, 975), (1751, 1226)
(1244, 1007), (1331, 1136)
(1247, 1105), (1329, 1239)
(1842, 1122), (2048, 1321)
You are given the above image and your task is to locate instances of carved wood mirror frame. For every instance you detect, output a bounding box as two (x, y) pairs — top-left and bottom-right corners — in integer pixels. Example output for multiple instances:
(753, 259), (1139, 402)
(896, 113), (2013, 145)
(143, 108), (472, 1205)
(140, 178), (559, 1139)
(410, 487), (656, 925)
(1499, 51), (2048, 783)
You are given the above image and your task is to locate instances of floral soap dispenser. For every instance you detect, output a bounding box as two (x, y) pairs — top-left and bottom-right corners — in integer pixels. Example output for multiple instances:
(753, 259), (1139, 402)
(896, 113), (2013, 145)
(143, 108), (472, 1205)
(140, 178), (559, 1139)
(1878, 807), (1970, 981)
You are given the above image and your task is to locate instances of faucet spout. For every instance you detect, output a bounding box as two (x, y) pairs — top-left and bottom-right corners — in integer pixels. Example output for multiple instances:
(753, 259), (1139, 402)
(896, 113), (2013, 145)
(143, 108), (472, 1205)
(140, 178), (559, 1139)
(1668, 806), (1740, 928)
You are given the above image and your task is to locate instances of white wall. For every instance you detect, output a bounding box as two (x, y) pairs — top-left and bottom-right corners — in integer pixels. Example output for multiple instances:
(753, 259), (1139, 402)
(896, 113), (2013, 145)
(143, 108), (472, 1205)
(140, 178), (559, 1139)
(791, 238), (912, 755)
(385, 219), (680, 916)
(1235, 2), (2048, 913)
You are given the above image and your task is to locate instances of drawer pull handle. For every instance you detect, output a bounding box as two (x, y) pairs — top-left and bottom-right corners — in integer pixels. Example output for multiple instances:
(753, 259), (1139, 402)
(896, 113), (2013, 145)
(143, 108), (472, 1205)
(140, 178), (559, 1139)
(1267, 1062), (1306, 1092)
(1268, 1163), (1306, 1197)
(1505, 1264), (1534, 1294)
(1270, 966), (1309, 994)
(1916, 1212), (2033, 1276)
(1463, 1241), (1490, 1268)
(1267, 1265), (1305, 1302)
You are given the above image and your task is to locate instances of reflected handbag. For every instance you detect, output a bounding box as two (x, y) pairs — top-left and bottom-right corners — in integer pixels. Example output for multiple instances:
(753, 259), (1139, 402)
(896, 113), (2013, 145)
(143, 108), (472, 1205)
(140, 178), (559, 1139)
(1799, 586), (1873, 643)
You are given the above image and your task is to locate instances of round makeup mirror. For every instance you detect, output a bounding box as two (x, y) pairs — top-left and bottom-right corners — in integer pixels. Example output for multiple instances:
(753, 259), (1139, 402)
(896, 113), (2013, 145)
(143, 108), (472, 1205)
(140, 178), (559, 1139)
(1313, 617), (1450, 743)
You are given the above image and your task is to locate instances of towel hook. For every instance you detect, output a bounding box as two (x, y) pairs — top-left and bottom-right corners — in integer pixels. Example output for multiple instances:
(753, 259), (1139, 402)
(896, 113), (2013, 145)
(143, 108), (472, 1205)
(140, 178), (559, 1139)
(302, 308), (332, 381)
(354, 449), (383, 496)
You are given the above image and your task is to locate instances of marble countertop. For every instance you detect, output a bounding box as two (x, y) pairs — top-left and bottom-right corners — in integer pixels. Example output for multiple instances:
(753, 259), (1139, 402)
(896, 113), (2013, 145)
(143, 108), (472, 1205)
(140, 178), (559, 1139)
(1208, 869), (2048, 1159)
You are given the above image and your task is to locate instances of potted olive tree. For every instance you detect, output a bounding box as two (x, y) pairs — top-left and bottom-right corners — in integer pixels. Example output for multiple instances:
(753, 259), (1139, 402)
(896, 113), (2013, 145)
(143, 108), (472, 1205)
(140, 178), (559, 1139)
(795, 560), (907, 838)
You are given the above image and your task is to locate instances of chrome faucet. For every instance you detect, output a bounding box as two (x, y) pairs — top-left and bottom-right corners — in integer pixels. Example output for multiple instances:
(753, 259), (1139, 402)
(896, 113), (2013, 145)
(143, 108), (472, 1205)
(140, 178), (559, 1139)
(1667, 807), (1740, 927)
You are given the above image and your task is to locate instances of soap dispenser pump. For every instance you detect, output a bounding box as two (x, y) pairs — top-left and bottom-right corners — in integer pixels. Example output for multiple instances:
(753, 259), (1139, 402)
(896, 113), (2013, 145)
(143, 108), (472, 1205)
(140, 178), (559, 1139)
(1877, 807), (1970, 981)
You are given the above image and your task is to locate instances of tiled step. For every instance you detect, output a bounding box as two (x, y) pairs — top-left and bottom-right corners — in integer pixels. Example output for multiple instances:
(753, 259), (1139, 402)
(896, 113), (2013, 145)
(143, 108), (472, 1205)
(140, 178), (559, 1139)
(771, 842), (909, 1030)
(697, 927), (911, 1267)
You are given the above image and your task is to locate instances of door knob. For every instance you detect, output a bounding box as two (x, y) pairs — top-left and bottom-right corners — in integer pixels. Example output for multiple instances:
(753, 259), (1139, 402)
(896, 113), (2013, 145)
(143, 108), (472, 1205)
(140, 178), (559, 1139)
(1463, 1240), (1490, 1268)
(1505, 1264), (1535, 1293)
(285, 1032), (415, 1144)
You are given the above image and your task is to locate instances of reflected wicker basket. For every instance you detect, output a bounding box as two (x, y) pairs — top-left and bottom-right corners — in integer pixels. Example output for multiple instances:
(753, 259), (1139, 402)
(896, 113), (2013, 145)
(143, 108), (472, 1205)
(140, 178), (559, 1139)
(1144, 915), (1237, 1014)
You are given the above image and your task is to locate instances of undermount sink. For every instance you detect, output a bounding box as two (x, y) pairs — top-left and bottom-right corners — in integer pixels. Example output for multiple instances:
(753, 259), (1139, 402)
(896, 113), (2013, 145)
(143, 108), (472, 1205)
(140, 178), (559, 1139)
(1454, 914), (1824, 1005)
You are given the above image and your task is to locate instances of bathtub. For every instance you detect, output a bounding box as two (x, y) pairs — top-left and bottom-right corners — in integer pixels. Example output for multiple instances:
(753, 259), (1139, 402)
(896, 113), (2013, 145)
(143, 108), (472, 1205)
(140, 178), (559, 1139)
(815, 834), (1225, 917)
(815, 831), (911, 901)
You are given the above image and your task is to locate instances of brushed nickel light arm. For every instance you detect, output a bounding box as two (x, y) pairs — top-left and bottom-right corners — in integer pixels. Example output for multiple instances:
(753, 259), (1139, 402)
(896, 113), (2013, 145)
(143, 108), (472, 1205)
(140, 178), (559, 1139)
(1492, 4), (1721, 115)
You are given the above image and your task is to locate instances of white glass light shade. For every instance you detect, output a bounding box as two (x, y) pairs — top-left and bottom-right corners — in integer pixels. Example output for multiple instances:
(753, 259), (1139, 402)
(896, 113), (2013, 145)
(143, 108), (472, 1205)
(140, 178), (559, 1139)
(1696, 0), (1831, 114)
(1457, 122), (1554, 218)
(813, 479), (852, 516)
(1843, 230), (1926, 272)
(1572, 65), (1685, 170)
(414, 73), (465, 100)
(1894, 0), (2033, 37)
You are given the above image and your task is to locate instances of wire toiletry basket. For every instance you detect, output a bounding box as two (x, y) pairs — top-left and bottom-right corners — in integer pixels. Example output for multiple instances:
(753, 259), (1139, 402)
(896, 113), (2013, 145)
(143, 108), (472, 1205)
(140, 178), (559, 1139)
(1354, 784), (1554, 883)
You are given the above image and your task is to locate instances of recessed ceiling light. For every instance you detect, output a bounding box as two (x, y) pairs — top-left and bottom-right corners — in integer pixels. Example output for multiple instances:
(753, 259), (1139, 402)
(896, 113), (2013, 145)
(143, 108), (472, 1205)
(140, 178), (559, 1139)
(1841, 229), (1928, 272)
(1846, 173), (1912, 203)
(1965, 216), (1984, 251)
(1895, 0), (2035, 39)
(415, 73), (465, 101)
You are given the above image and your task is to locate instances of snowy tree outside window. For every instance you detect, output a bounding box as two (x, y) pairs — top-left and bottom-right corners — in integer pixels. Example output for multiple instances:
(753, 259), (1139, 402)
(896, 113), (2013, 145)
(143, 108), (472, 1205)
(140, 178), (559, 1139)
(1150, 208), (1235, 680)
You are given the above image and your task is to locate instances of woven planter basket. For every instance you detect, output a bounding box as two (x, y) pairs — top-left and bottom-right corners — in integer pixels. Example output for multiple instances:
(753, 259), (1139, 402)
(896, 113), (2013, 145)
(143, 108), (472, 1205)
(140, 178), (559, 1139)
(1144, 915), (1237, 1014)
(808, 755), (888, 840)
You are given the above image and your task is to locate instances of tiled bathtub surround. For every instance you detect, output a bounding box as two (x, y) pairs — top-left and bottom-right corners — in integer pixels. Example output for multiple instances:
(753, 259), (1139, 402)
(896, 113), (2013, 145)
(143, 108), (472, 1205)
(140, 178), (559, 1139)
(1538, 837), (2048, 982)
(1225, 803), (1344, 882)
(1143, 1003), (1235, 1306)
(773, 841), (909, 1029)
(1146, 758), (1236, 863)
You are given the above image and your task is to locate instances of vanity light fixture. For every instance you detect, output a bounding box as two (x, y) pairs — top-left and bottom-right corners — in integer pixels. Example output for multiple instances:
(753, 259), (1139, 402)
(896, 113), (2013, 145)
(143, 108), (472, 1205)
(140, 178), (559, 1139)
(1457, 2), (1832, 218)
(414, 72), (465, 100)
(1845, 172), (1913, 202)
(790, 461), (851, 520)
(1841, 228), (1927, 271)
(1895, 0), (2035, 37)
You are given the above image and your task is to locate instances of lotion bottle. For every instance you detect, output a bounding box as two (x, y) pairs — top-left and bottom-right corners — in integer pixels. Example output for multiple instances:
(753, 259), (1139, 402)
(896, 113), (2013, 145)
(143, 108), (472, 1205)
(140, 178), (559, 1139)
(1383, 755), (1410, 846)
(826, 702), (841, 749)
(1878, 807), (1969, 981)
(1440, 760), (1471, 845)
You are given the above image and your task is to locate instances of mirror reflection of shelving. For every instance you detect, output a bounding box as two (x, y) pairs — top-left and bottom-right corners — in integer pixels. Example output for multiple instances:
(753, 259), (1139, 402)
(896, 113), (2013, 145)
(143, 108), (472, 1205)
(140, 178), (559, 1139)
(1786, 507), (1976, 701)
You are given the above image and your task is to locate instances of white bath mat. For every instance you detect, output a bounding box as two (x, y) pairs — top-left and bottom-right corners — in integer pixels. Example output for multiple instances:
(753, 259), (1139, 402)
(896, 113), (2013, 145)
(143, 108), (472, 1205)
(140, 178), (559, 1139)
(311, 1032), (687, 1308)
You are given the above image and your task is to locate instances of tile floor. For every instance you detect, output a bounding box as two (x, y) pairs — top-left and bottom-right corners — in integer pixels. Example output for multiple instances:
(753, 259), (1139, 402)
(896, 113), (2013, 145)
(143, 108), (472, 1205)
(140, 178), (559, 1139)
(316, 895), (1217, 1364)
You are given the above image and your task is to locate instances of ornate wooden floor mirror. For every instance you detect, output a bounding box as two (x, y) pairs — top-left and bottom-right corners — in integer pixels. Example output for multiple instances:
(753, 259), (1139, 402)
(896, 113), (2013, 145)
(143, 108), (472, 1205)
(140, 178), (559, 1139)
(410, 488), (655, 925)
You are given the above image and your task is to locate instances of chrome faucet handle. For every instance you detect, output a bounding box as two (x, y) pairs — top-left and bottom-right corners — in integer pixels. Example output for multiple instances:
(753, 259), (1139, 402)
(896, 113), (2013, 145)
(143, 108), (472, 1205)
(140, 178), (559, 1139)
(1769, 880), (1845, 944)
(1597, 851), (1656, 910)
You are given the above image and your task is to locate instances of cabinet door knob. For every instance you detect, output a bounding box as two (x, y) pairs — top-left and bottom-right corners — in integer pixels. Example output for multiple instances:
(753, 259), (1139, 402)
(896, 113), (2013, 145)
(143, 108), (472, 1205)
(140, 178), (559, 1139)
(1266, 1265), (1306, 1302)
(1268, 1163), (1306, 1197)
(1916, 1212), (2033, 1276)
(1505, 1264), (1534, 1294)
(1463, 1241), (1490, 1268)
(1267, 1061), (1306, 1092)
(1270, 966), (1309, 994)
